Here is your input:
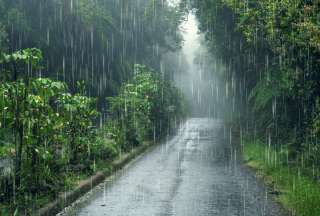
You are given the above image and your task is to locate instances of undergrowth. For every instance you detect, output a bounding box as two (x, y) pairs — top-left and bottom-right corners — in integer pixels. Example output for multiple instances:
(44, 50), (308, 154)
(243, 137), (320, 216)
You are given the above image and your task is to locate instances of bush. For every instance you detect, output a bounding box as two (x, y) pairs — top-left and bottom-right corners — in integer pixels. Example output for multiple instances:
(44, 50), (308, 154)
(0, 49), (100, 210)
(91, 137), (119, 161)
(107, 64), (187, 150)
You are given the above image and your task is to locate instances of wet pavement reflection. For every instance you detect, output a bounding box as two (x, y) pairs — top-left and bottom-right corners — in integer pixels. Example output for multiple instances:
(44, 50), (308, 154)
(59, 118), (284, 216)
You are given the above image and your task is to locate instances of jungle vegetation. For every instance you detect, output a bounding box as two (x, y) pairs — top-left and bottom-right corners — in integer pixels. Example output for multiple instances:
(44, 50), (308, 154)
(1, 0), (319, 214)
(188, 0), (320, 215)
(189, 0), (320, 173)
(0, 0), (187, 214)
(0, 49), (187, 214)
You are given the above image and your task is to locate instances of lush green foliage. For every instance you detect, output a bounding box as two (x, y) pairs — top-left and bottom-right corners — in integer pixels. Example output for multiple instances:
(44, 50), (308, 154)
(107, 64), (187, 150)
(0, 50), (187, 214)
(189, 0), (320, 164)
(189, 0), (320, 213)
(0, 49), (101, 213)
(0, 0), (186, 213)
(0, 0), (184, 100)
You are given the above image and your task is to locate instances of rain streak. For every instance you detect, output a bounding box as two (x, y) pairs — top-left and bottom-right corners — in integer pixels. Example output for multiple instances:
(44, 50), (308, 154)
(0, 0), (319, 216)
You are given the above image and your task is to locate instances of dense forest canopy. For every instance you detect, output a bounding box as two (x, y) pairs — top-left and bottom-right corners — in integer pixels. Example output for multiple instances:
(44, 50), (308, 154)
(188, 0), (320, 156)
(0, 0), (184, 101)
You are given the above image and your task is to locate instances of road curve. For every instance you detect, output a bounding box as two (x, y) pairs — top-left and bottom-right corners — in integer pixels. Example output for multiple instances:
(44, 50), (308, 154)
(59, 118), (285, 216)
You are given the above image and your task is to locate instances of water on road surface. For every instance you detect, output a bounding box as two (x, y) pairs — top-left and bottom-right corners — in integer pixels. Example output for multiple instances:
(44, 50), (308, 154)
(59, 118), (284, 216)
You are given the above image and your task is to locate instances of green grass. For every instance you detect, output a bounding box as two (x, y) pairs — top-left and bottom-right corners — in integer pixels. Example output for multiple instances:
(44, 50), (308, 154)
(243, 137), (320, 216)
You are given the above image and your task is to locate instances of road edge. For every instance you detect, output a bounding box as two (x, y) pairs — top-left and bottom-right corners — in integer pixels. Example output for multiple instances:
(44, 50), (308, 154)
(227, 124), (291, 216)
(33, 144), (151, 216)
(238, 134), (293, 216)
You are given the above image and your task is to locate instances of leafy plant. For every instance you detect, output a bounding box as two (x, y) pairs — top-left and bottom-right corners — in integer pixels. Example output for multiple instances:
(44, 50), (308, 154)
(107, 64), (187, 151)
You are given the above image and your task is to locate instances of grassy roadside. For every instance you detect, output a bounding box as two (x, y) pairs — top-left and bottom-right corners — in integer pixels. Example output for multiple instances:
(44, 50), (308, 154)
(242, 136), (320, 216)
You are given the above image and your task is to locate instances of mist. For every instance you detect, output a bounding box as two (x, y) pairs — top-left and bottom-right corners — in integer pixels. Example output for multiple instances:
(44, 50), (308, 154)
(163, 10), (230, 119)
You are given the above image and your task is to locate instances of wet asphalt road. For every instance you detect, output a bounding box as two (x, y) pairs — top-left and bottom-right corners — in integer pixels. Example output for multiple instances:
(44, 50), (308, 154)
(59, 118), (284, 216)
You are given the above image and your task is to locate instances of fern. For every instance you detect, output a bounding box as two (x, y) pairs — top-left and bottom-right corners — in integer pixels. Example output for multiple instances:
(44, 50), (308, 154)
(249, 78), (280, 113)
